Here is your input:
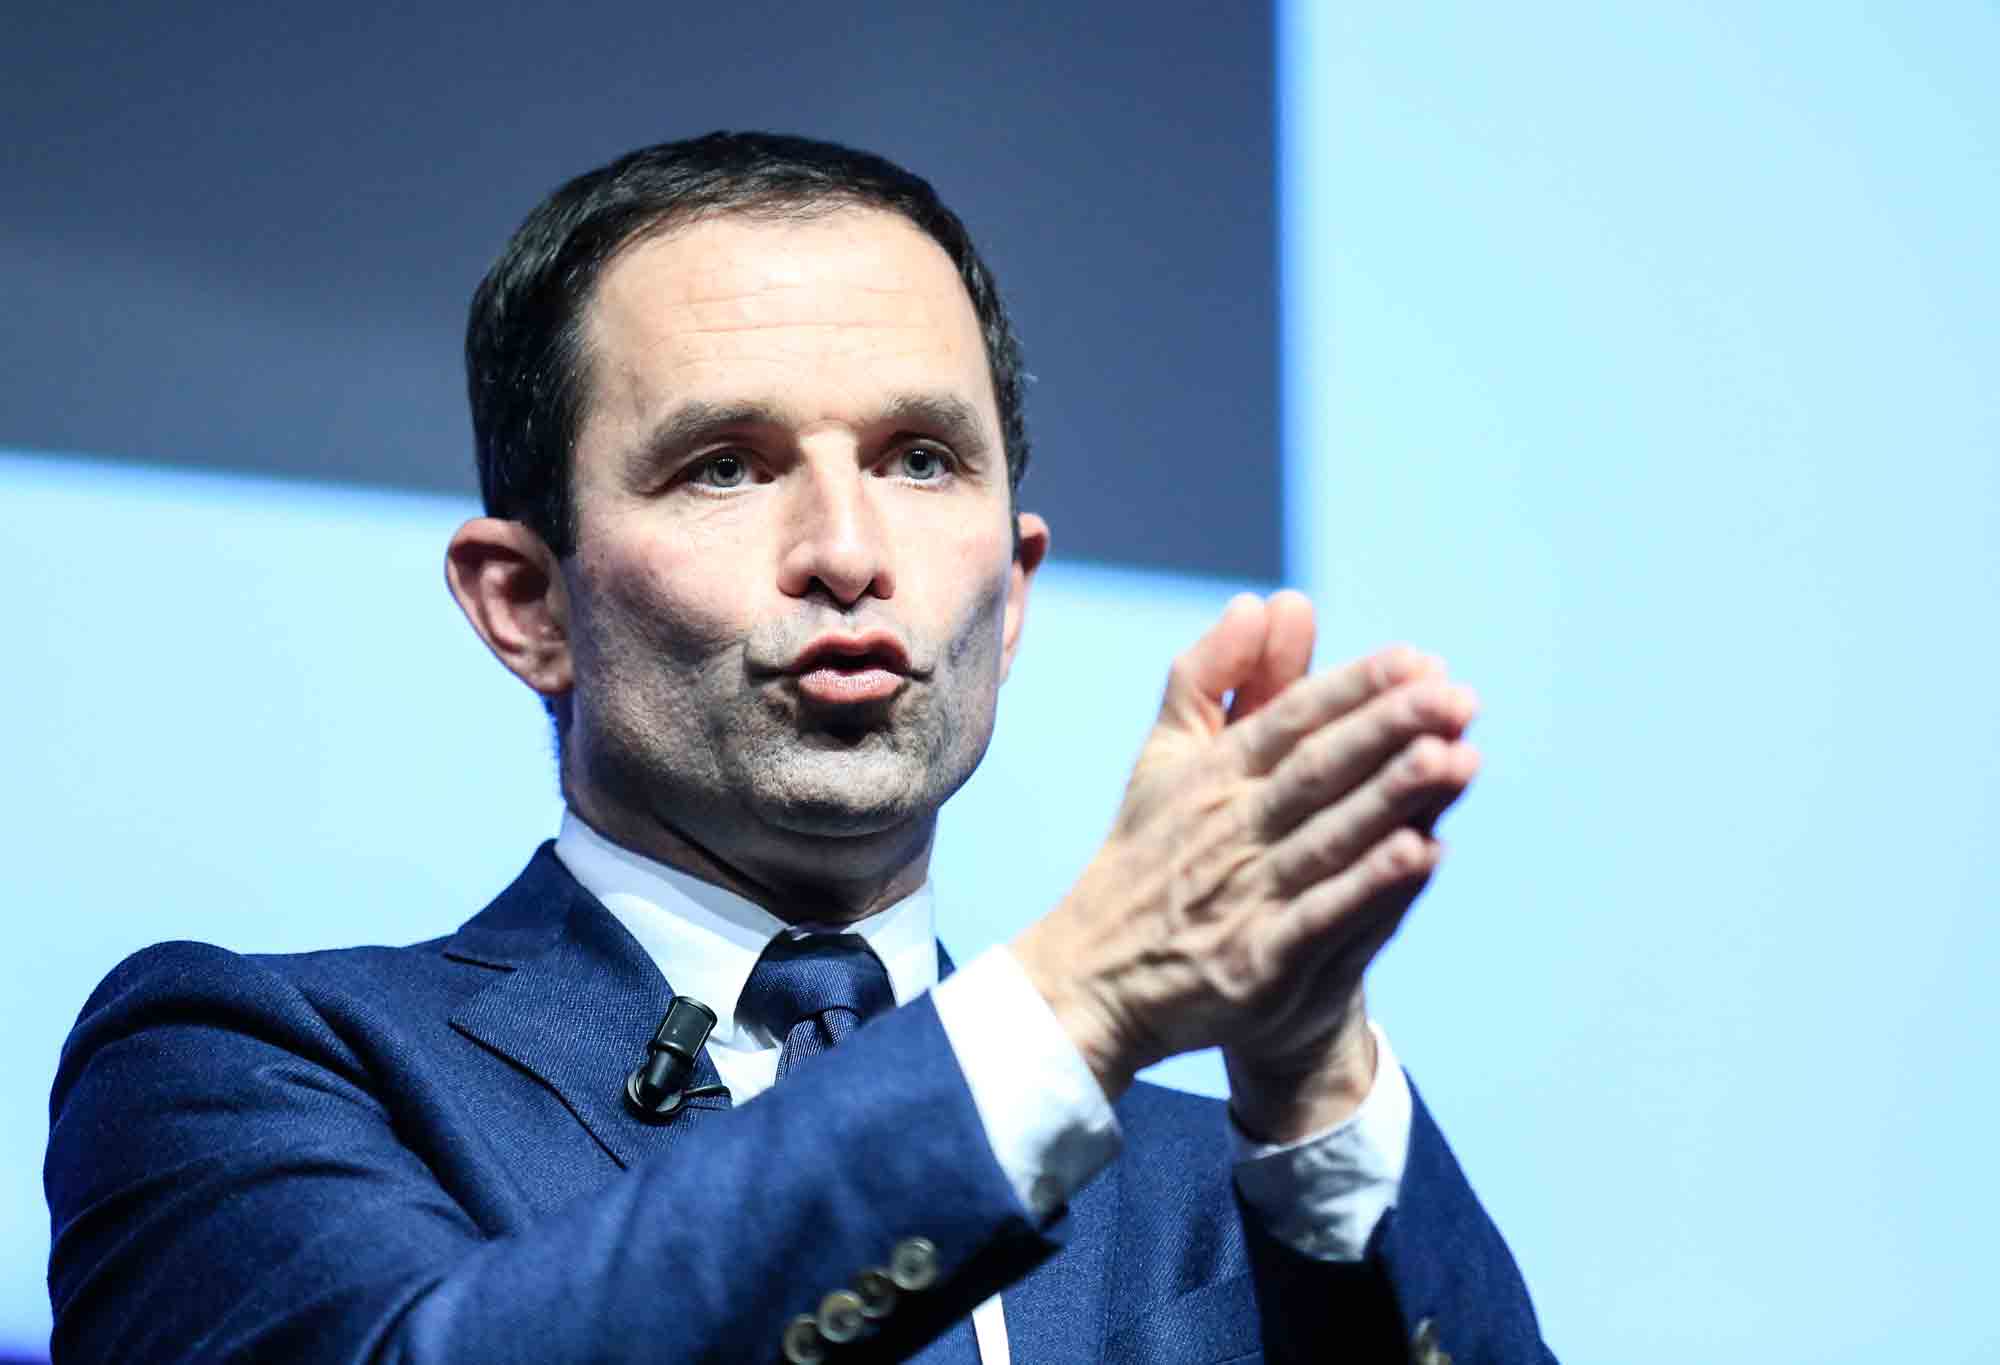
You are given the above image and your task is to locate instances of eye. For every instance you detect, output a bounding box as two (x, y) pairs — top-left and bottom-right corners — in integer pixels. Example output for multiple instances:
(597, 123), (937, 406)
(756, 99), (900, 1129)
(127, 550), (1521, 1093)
(895, 444), (953, 482)
(689, 451), (752, 489)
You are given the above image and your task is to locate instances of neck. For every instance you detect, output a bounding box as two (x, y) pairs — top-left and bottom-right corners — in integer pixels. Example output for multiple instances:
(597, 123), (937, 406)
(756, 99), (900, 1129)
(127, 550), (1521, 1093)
(564, 788), (935, 926)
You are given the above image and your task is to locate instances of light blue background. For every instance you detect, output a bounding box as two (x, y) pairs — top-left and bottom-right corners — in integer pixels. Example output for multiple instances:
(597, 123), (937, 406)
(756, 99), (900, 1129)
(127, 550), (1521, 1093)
(1282, 3), (1998, 1361)
(7, 4), (1998, 1359)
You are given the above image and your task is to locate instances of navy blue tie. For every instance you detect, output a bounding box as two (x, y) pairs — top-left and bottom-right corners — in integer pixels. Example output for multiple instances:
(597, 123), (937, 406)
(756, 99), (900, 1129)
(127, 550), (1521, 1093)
(740, 933), (897, 1079)
(740, 935), (982, 1363)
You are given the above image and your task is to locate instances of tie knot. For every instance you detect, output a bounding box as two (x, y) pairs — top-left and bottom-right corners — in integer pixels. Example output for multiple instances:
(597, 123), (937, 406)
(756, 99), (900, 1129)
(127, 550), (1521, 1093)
(739, 933), (896, 1047)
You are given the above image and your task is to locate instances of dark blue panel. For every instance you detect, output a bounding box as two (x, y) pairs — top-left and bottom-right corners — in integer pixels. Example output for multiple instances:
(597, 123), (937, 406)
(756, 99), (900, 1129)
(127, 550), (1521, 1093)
(1, 1), (1278, 578)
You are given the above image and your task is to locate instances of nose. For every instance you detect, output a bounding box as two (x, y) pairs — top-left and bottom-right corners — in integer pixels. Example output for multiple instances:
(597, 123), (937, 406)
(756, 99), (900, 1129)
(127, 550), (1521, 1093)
(776, 457), (896, 607)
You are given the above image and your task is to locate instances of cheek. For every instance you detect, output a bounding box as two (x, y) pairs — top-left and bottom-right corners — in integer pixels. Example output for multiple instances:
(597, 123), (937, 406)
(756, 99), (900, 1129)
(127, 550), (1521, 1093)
(934, 527), (1016, 667)
(582, 532), (745, 664)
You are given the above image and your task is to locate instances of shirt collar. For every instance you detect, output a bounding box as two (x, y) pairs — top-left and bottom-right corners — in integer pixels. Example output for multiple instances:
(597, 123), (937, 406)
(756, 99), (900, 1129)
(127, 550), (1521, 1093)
(552, 810), (939, 1051)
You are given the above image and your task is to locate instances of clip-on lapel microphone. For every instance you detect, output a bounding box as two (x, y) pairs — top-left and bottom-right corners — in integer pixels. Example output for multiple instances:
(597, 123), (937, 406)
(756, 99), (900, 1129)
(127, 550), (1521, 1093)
(625, 996), (730, 1122)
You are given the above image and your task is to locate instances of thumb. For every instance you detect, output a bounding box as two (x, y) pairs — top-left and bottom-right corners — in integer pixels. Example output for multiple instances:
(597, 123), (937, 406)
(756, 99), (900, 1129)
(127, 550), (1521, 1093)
(1156, 593), (1269, 737)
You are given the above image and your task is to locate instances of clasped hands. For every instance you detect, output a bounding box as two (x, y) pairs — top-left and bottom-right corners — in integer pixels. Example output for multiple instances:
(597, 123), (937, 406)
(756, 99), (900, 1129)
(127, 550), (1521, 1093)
(1013, 591), (1481, 1145)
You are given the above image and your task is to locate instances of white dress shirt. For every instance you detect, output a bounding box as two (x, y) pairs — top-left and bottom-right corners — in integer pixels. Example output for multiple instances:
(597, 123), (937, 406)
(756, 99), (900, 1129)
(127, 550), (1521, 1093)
(554, 812), (1413, 1363)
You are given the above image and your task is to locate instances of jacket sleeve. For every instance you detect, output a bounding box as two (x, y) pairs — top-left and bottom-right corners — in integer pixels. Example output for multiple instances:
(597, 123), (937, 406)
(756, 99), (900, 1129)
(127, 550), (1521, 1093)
(45, 941), (1052, 1364)
(1240, 1078), (1559, 1364)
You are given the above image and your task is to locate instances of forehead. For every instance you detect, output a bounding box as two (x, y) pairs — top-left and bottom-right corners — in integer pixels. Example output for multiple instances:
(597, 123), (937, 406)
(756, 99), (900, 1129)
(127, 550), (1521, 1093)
(577, 206), (995, 439)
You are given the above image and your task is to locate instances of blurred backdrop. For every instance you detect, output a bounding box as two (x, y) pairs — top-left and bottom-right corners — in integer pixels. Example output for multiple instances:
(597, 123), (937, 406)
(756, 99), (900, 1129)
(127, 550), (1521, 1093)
(2, 0), (1280, 579)
(6, 3), (1997, 1362)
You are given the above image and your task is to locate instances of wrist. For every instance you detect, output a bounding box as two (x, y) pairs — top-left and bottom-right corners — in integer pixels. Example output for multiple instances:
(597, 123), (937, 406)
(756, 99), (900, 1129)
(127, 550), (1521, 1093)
(1224, 1005), (1377, 1145)
(1009, 919), (1140, 1103)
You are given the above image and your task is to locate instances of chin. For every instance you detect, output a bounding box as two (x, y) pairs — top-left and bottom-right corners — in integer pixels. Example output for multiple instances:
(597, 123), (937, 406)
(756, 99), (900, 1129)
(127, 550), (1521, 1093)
(756, 779), (925, 840)
(748, 748), (953, 842)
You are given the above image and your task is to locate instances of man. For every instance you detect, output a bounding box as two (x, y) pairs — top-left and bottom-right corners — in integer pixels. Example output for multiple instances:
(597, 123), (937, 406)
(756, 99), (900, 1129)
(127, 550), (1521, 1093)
(46, 133), (1554, 1362)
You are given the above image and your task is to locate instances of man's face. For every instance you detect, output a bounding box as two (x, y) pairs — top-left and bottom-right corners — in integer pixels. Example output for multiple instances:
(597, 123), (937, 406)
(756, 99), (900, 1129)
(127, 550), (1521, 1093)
(555, 206), (1041, 880)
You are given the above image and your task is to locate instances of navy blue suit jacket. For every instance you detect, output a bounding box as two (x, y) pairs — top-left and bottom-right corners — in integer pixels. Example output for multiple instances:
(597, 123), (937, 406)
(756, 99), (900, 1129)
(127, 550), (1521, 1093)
(47, 846), (1554, 1362)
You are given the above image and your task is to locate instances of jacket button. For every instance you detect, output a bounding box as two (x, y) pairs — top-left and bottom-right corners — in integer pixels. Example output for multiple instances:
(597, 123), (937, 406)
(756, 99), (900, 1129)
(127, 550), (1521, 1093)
(818, 1289), (867, 1344)
(888, 1236), (939, 1291)
(782, 1314), (826, 1364)
(854, 1268), (899, 1319)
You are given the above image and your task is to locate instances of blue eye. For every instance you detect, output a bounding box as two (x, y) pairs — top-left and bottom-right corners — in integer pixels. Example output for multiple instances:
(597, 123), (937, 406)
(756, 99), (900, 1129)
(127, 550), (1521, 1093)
(693, 452), (750, 488)
(900, 446), (950, 481)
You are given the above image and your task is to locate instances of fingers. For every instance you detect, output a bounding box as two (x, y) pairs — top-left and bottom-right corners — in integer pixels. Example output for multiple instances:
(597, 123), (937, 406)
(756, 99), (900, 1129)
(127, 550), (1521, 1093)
(1231, 644), (1443, 775)
(1250, 673), (1479, 839)
(1263, 733), (1480, 896)
(1227, 590), (1316, 724)
(1157, 593), (1269, 735)
(1262, 827), (1443, 974)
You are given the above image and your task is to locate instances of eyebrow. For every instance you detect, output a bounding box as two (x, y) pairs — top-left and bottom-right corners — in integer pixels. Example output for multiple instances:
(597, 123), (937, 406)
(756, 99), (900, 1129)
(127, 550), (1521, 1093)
(876, 393), (989, 453)
(626, 391), (993, 485)
(636, 400), (787, 463)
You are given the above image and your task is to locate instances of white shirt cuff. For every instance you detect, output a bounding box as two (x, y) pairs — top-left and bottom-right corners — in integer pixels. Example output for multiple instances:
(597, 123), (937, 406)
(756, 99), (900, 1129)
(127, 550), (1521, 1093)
(1228, 1021), (1413, 1262)
(930, 945), (1123, 1224)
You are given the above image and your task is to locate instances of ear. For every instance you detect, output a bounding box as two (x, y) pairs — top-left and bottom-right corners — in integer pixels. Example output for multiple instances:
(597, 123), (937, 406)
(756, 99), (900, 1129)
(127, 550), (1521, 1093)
(999, 511), (1050, 683)
(444, 518), (574, 701)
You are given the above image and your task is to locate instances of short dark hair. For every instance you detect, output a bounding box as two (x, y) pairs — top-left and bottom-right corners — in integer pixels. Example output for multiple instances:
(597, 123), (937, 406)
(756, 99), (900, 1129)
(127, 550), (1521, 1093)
(465, 131), (1032, 558)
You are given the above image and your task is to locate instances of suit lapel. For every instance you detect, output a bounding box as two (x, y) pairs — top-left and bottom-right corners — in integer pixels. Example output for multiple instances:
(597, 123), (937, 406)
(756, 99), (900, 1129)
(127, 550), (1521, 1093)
(445, 845), (730, 1170)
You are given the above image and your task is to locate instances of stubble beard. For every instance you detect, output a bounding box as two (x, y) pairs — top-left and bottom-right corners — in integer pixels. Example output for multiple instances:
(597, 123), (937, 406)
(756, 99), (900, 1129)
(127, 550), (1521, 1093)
(575, 641), (997, 875)
(568, 569), (1010, 894)
(716, 681), (988, 841)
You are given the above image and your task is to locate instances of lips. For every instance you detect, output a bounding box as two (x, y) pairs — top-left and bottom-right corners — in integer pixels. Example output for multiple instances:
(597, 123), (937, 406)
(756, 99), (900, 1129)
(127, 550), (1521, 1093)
(784, 632), (912, 706)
